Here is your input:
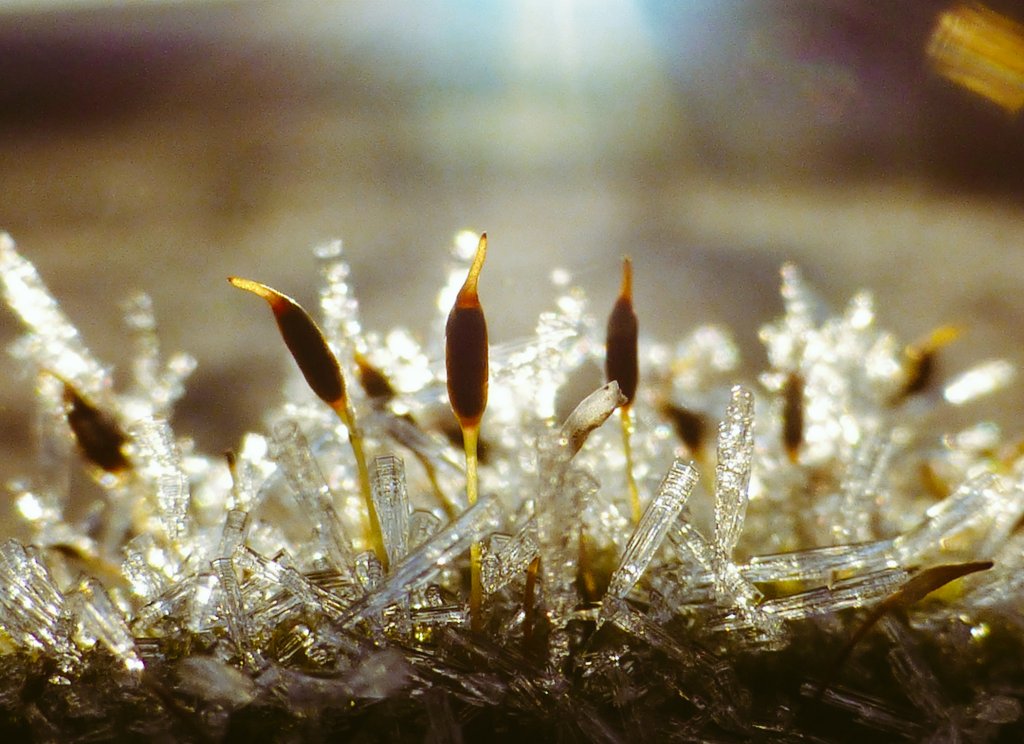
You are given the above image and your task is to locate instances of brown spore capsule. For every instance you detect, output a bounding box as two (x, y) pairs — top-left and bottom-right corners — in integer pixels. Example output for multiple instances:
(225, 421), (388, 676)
(605, 257), (638, 405)
(781, 371), (804, 463)
(353, 352), (396, 403)
(445, 233), (489, 430)
(660, 402), (707, 457)
(63, 382), (130, 474)
(897, 325), (961, 402)
(228, 277), (345, 406)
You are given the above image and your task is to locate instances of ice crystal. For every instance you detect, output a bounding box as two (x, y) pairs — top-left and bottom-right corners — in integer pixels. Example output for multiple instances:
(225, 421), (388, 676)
(1, 229), (1023, 739)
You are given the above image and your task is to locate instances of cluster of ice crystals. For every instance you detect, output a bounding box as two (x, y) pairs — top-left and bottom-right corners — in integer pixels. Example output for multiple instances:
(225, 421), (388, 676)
(1, 230), (1023, 739)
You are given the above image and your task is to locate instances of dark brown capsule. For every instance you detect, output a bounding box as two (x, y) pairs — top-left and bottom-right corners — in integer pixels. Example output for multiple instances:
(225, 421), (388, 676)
(445, 233), (489, 429)
(354, 351), (396, 403)
(605, 257), (638, 405)
(897, 325), (961, 402)
(63, 382), (131, 474)
(902, 350), (934, 399)
(228, 277), (345, 406)
(660, 402), (707, 456)
(781, 371), (804, 462)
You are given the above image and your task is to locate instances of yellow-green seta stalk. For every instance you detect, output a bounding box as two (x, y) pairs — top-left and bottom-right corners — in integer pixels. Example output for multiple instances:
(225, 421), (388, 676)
(444, 233), (489, 631)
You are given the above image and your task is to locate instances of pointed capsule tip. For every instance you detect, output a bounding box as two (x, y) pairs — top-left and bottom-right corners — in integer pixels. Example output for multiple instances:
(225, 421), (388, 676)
(354, 351), (396, 401)
(923, 324), (963, 352)
(458, 233), (488, 303)
(620, 257), (633, 301)
(228, 275), (267, 296)
(229, 276), (293, 311)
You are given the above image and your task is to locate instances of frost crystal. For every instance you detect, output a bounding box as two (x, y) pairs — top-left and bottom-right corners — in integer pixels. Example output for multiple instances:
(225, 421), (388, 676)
(0, 230), (1022, 739)
(604, 459), (697, 602)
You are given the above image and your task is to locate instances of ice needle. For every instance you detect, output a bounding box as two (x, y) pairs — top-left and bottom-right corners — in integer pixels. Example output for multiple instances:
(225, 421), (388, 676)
(354, 351), (457, 519)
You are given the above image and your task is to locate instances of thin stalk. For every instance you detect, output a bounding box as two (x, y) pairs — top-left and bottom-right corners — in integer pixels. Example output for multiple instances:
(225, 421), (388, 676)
(332, 399), (387, 571)
(444, 233), (490, 632)
(463, 424), (483, 629)
(620, 405), (641, 524)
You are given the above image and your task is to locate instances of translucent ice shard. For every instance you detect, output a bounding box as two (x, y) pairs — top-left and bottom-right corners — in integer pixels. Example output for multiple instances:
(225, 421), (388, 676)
(834, 430), (894, 544)
(537, 469), (596, 620)
(121, 534), (171, 602)
(186, 570), (220, 633)
(366, 409), (464, 474)
(216, 509), (250, 560)
(270, 420), (356, 576)
(536, 382), (625, 618)
(410, 603), (468, 630)
(133, 573), (198, 631)
(21, 374), (73, 525)
(752, 567), (910, 623)
(409, 509), (443, 549)
(235, 547), (349, 620)
(120, 291), (196, 420)
(882, 617), (948, 722)
(129, 418), (192, 548)
(975, 475), (1024, 559)
(759, 263), (824, 372)
(604, 459), (697, 602)
(668, 521), (719, 592)
(670, 521), (783, 644)
(481, 523), (539, 595)
(713, 386), (754, 562)
(0, 540), (77, 666)
(176, 656), (256, 709)
(944, 359), (1015, 405)
(227, 432), (274, 513)
(339, 496), (501, 625)
(370, 455), (410, 568)
(69, 576), (144, 672)
(528, 304), (589, 419)
(355, 550), (384, 592)
(603, 596), (749, 727)
(893, 472), (1000, 563)
(212, 557), (261, 671)
(802, 683), (924, 738)
(0, 232), (109, 391)
(315, 240), (362, 355)
(742, 539), (896, 584)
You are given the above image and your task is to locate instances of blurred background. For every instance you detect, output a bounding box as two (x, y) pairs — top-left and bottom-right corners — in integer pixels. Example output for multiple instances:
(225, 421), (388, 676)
(2, 0), (1024, 530)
